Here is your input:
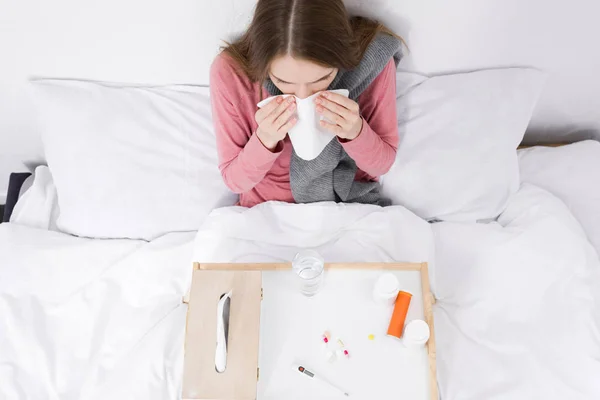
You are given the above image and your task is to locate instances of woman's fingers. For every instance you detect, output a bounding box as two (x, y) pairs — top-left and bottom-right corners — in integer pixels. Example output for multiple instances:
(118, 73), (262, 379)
(277, 116), (298, 134)
(318, 119), (343, 135)
(273, 102), (296, 129)
(266, 97), (295, 124)
(255, 96), (283, 123)
(322, 91), (359, 112)
(317, 105), (350, 129)
(316, 96), (353, 121)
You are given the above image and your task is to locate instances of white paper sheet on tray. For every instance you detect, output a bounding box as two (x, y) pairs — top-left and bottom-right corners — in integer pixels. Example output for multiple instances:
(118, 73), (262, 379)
(259, 270), (428, 400)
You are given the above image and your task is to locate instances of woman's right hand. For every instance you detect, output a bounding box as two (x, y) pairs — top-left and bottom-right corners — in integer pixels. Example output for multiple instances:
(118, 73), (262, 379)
(255, 96), (297, 151)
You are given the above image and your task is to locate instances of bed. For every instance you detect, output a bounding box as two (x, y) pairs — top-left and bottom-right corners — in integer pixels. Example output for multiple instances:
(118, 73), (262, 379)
(3, 130), (600, 400)
(2, 139), (600, 399)
(2, 33), (600, 400)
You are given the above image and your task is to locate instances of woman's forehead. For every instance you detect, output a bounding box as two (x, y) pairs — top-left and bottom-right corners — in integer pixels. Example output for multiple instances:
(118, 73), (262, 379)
(269, 54), (334, 84)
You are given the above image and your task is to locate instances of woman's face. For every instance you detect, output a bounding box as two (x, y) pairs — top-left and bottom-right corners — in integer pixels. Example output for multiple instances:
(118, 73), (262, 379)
(269, 54), (338, 99)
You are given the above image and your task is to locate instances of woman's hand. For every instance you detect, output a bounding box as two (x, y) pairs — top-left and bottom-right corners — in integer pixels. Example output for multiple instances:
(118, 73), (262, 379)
(315, 92), (363, 141)
(255, 96), (297, 151)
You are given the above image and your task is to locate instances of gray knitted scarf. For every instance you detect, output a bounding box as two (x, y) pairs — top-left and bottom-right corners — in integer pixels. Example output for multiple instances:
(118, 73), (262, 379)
(264, 34), (403, 206)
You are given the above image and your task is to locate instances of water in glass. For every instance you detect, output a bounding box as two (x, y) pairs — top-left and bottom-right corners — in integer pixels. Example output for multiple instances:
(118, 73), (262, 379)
(292, 250), (324, 296)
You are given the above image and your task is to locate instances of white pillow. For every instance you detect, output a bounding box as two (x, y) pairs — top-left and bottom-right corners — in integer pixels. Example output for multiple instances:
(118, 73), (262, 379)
(382, 68), (546, 222)
(519, 140), (600, 256)
(10, 165), (60, 231)
(31, 79), (237, 240)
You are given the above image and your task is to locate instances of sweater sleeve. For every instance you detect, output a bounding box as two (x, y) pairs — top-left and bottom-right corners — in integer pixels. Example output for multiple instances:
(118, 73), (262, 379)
(210, 56), (283, 194)
(341, 59), (399, 177)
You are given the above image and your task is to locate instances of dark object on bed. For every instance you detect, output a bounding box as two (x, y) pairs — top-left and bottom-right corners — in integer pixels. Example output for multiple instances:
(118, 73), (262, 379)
(2, 172), (32, 223)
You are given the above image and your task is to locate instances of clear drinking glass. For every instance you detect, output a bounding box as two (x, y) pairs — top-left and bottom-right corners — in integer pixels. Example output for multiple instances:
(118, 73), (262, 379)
(292, 250), (324, 297)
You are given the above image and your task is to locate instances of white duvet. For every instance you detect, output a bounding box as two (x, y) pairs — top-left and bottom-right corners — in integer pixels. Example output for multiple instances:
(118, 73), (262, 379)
(2, 185), (600, 399)
(0, 227), (193, 399)
(433, 185), (600, 399)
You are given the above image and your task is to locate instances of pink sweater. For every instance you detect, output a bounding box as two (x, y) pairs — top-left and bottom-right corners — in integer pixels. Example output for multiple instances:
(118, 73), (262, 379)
(210, 54), (399, 208)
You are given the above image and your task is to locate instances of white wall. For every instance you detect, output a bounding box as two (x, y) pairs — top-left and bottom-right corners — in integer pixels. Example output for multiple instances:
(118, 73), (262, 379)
(1, 0), (600, 201)
(348, 0), (600, 142)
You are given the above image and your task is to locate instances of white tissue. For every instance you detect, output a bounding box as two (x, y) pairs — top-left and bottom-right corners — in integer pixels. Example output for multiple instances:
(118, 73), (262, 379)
(257, 89), (349, 160)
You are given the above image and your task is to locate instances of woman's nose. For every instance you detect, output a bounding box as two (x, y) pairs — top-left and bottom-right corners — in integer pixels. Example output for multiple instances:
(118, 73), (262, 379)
(296, 86), (311, 100)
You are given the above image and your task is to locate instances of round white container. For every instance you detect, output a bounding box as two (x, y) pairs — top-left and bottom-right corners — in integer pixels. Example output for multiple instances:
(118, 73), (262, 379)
(402, 320), (430, 348)
(372, 273), (400, 305)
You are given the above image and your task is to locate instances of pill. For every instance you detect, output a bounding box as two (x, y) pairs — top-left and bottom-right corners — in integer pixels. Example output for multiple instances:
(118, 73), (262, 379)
(368, 334), (375, 340)
(325, 350), (337, 363)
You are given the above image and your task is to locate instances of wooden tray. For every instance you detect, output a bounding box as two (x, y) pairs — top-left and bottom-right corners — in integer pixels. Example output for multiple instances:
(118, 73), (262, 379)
(183, 262), (437, 400)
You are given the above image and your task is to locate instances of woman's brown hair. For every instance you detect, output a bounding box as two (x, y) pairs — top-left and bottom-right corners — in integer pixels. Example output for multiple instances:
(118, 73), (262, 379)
(222, 0), (403, 83)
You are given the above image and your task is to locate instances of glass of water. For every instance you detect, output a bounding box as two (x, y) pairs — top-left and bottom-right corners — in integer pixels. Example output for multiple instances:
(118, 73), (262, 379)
(292, 250), (324, 297)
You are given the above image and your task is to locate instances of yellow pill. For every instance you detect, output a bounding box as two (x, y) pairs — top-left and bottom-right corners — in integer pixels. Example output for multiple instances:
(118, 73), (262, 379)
(368, 334), (375, 340)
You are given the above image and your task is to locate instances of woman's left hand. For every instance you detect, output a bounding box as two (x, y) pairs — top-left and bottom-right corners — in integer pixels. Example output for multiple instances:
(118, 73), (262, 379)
(315, 92), (363, 141)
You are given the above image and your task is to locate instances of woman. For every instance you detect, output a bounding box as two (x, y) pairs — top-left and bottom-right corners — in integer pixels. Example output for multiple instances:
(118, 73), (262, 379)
(210, 0), (402, 207)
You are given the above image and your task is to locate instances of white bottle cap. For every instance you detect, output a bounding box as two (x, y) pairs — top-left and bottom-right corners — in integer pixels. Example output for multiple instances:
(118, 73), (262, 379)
(402, 320), (430, 347)
(373, 273), (400, 305)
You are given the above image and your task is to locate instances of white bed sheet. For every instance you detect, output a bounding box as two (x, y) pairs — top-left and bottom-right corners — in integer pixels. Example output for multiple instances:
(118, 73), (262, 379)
(192, 191), (600, 399)
(2, 201), (435, 400)
(3, 185), (600, 399)
(193, 201), (434, 268)
(0, 224), (194, 400)
(433, 185), (600, 399)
